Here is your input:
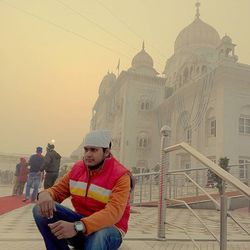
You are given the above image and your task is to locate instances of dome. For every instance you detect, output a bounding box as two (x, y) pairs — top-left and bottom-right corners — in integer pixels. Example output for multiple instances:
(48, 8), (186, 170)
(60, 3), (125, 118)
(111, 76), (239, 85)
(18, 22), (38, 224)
(129, 42), (158, 76)
(174, 18), (220, 53)
(131, 42), (154, 68)
(98, 72), (116, 95)
(174, 2), (220, 53)
(221, 34), (232, 44)
(101, 72), (116, 84)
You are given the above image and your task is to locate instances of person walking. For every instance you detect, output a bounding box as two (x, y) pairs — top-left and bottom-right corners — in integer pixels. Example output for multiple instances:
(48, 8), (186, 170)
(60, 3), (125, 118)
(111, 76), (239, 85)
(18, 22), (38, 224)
(12, 159), (22, 195)
(33, 130), (133, 250)
(40, 140), (61, 189)
(16, 157), (29, 196)
(23, 147), (44, 202)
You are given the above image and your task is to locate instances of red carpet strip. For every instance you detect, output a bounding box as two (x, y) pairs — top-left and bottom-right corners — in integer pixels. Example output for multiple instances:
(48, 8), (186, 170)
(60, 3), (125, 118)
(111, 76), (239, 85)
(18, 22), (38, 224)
(0, 195), (30, 215)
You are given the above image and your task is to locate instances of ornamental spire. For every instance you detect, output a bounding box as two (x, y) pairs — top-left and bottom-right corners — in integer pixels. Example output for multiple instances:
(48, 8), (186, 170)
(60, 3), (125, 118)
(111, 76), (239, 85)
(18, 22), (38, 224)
(195, 1), (201, 19)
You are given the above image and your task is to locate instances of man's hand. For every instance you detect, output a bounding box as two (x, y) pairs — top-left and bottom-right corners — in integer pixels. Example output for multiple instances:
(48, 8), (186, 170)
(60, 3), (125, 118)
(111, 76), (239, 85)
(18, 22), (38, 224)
(48, 220), (77, 239)
(37, 191), (56, 218)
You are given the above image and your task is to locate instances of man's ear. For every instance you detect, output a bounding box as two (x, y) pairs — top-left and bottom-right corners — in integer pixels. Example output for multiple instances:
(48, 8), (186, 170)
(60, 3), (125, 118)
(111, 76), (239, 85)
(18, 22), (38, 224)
(104, 148), (110, 157)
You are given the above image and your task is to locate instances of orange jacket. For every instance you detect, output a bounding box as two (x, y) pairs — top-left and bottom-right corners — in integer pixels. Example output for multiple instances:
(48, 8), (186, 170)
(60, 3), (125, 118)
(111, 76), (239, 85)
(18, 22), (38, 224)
(47, 156), (131, 235)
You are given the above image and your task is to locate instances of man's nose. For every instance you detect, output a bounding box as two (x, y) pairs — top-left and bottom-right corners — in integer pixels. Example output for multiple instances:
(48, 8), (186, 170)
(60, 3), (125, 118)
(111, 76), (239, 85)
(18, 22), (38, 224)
(84, 150), (92, 157)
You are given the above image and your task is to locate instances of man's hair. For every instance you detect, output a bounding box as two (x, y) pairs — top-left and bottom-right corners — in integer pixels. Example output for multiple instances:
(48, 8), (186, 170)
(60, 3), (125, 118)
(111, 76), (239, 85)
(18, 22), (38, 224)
(47, 143), (55, 150)
(36, 147), (43, 153)
(102, 142), (112, 153)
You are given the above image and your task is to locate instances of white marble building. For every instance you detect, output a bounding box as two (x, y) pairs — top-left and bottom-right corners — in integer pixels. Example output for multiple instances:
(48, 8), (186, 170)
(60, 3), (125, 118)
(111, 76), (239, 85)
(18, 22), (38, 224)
(74, 3), (250, 181)
(90, 41), (165, 171)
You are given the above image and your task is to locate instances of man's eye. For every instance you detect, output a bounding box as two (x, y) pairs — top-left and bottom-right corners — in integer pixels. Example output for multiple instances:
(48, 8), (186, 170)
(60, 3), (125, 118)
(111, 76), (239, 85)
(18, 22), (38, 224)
(84, 148), (97, 152)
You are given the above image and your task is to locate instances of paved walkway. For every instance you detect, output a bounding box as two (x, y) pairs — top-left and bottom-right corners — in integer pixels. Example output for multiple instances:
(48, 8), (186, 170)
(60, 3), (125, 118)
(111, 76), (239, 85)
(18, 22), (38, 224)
(0, 185), (249, 249)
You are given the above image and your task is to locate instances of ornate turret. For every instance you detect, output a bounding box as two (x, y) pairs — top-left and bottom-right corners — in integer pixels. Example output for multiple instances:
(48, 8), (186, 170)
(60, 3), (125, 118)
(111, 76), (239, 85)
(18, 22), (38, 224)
(129, 42), (158, 76)
(217, 34), (238, 62)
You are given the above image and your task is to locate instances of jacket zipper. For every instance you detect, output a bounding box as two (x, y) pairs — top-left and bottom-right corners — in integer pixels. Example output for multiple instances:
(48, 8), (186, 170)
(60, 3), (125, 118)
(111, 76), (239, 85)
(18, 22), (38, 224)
(85, 170), (91, 198)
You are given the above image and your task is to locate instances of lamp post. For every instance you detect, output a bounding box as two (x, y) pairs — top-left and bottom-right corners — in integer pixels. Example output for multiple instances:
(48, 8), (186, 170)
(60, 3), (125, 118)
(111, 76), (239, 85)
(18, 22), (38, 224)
(157, 125), (171, 239)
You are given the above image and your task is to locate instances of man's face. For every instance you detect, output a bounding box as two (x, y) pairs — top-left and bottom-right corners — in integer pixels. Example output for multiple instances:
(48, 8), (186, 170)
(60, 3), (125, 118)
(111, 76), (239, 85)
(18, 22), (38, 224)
(20, 158), (26, 164)
(83, 146), (109, 167)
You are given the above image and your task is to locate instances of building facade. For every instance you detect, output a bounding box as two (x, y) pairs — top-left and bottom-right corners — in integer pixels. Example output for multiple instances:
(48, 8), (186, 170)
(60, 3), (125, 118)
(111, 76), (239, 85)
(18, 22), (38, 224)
(74, 3), (250, 182)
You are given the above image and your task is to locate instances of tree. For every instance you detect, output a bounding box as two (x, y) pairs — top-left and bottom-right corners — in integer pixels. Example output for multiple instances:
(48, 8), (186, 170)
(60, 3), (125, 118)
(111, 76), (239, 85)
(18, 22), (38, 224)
(210, 157), (230, 194)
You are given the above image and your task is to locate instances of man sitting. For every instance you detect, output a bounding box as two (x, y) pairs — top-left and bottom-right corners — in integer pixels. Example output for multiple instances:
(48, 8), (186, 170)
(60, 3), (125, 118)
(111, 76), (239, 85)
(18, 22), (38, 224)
(33, 130), (132, 250)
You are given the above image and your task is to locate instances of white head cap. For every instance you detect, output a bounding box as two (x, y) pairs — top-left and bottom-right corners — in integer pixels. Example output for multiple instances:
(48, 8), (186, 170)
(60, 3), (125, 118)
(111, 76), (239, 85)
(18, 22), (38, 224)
(84, 130), (112, 148)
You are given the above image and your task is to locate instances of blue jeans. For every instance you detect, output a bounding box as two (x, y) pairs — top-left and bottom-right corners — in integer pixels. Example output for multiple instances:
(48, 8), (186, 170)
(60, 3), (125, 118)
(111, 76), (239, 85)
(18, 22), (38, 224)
(33, 203), (122, 250)
(25, 172), (41, 200)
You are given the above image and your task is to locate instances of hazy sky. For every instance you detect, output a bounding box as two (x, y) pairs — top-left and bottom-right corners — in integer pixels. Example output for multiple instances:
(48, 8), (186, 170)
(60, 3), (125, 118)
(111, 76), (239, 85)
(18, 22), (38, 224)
(0, 0), (250, 157)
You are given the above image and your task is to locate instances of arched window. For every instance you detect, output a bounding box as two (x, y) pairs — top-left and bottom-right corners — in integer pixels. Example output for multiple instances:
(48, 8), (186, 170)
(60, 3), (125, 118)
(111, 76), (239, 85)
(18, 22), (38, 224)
(139, 96), (151, 111)
(202, 65), (207, 73)
(141, 102), (145, 110)
(205, 108), (216, 145)
(207, 118), (216, 137)
(137, 132), (150, 149)
(138, 137), (148, 148)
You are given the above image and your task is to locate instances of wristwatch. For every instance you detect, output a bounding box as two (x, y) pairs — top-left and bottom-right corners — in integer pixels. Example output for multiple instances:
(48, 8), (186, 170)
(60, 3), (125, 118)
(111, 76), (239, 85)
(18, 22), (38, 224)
(74, 221), (85, 233)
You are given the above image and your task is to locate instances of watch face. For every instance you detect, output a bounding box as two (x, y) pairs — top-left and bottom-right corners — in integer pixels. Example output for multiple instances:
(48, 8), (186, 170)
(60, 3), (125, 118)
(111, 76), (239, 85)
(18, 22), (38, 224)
(75, 221), (84, 232)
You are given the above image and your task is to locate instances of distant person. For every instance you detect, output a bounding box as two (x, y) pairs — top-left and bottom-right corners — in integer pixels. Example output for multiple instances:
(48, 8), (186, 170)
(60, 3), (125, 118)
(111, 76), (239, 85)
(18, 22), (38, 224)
(16, 157), (29, 196)
(23, 147), (44, 202)
(33, 130), (133, 250)
(12, 159), (22, 195)
(40, 140), (61, 189)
